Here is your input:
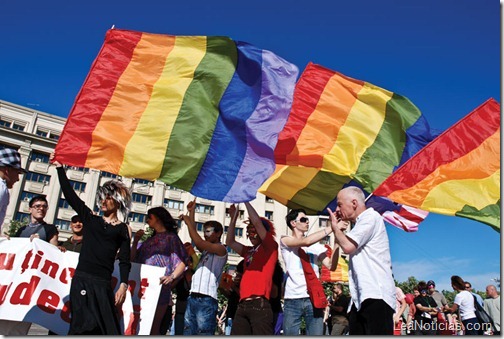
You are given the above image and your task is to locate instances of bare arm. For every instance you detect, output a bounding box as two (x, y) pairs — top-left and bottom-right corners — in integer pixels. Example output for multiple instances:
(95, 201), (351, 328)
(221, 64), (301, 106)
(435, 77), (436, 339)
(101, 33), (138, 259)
(281, 226), (333, 248)
(130, 229), (144, 261)
(225, 204), (245, 255)
(182, 199), (226, 256)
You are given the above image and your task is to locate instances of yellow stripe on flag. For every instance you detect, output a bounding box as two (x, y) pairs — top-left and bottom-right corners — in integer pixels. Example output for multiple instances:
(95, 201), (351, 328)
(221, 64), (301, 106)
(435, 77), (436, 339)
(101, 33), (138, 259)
(120, 36), (207, 178)
(322, 82), (392, 175)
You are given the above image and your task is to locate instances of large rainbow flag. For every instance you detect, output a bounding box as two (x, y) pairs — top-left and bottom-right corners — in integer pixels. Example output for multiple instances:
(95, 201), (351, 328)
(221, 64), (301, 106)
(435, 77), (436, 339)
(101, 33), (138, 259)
(54, 29), (299, 202)
(374, 98), (501, 232)
(260, 63), (437, 231)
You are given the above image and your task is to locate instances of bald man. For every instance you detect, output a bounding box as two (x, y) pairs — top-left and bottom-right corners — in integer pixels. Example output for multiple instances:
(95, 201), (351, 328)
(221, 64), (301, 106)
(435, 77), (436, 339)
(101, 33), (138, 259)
(327, 186), (396, 335)
(483, 285), (500, 334)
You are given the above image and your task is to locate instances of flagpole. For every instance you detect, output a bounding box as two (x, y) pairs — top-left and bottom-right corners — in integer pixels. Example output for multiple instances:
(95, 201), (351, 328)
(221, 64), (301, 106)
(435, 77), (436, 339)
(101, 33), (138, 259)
(365, 193), (373, 202)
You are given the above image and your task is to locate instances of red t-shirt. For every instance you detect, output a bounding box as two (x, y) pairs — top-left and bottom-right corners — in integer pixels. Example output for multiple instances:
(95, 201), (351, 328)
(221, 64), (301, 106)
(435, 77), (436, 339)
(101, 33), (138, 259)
(239, 232), (278, 301)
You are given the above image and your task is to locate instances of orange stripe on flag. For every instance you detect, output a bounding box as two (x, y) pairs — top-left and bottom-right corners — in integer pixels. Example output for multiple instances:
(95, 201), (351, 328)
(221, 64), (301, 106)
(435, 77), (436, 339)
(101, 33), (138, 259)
(86, 33), (176, 172)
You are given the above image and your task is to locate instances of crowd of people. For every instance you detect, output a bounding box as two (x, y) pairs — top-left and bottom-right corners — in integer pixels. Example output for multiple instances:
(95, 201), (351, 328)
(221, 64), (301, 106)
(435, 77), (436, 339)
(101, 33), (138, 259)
(0, 148), (500, 336)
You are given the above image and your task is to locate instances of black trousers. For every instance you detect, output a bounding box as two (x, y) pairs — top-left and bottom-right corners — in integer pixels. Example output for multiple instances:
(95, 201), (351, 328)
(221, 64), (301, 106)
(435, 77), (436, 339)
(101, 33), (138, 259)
(231, 298), (273, 335)
(348, 298), (394, 335)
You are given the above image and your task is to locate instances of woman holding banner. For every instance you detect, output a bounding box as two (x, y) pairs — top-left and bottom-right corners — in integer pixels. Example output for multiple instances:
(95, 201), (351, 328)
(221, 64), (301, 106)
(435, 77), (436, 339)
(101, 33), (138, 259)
(51, 154), (132, 335)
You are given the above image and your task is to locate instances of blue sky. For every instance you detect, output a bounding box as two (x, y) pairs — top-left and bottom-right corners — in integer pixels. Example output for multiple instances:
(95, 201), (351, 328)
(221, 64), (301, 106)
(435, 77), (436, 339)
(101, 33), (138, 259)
(0, 0), (500, 292)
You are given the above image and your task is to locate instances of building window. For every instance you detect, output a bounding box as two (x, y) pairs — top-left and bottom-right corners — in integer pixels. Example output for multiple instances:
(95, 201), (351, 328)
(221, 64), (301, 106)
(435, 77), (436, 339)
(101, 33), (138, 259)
(224, 226), (243, 237)
(227, 247), (237, 255)
(0, 117), (11, 127)
(12, 122), (25, 131)
(30, 151), (50, 163)
(15, 212), (30, 222)
(319, 218), (329, 228)
(58, 198), (70, 209)
(25, 171), (50, 184)
(93, 205), (103, 216)
(55, 219), (71, 231)
(196, 204), (214, 215)
(69, 180), (86, 193)
(132, 193), (152, 205)
(196, 222), (204, 232)
(101, 171), (118, 179)
(20, 191), (37, 202)
(225, 207), (244, 219)
(129, 212), (147, 223)
(164, 199), (184, 211)
(36, 129), (48, 137)
(49, 133), (60, 141)
(265, 196), (274, 203)
(265, 210), (274, 221)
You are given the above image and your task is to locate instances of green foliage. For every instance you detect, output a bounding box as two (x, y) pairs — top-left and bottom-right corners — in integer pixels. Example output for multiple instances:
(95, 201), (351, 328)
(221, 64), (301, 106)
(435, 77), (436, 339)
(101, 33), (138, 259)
(396, 276), (419, 294)
(442, 290), (457, 304)
(7, 219), (27, 237)
(140, 227), (154, 241)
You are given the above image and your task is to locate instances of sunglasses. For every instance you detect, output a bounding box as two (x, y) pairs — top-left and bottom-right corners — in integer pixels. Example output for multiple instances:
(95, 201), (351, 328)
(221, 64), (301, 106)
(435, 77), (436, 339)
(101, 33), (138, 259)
(296, 217), (309, 223)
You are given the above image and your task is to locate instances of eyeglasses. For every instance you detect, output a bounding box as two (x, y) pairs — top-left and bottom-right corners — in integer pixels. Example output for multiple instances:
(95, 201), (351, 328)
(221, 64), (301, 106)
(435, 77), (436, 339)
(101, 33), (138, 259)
(31, 204), (48, 210)
(465, 286), (471, 289)
(296, 217), (309, 223)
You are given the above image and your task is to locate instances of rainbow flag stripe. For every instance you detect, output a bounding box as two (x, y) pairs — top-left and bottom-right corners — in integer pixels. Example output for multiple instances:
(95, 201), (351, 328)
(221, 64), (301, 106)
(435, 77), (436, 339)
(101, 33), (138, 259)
(260, 63), (437, 231)
(374, 98), (501, 231)
(320, 245), (349, 282)
(55, 29), (299, 202)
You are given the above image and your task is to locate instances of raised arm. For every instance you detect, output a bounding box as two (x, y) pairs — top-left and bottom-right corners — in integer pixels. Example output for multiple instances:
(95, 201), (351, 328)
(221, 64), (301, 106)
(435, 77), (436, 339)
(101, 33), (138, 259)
(50, 154), (90, 217)
(244, 202), (267, 240)
(225, 204), (245, 256)
(181, 198), (226, 256)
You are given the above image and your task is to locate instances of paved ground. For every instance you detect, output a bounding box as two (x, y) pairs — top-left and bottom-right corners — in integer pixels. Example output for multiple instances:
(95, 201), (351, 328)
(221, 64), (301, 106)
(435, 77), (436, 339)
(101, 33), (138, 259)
(28, 323), (49, 335)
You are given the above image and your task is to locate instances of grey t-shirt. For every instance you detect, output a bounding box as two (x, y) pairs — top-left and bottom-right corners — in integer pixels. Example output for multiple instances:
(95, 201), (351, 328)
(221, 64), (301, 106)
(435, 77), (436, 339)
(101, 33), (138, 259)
(16, 222), (58, 242)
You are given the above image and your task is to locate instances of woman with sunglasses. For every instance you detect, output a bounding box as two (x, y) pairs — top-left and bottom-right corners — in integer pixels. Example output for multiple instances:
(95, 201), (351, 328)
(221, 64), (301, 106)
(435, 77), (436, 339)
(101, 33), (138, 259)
(281, 208), (343, 335)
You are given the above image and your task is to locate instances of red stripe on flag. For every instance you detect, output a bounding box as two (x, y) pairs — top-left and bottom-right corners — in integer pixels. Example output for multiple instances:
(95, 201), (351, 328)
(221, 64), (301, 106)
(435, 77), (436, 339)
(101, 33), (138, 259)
(274, 62), (335, 163)
(374, 98), (500, 196)
(55, 29), (142, 167)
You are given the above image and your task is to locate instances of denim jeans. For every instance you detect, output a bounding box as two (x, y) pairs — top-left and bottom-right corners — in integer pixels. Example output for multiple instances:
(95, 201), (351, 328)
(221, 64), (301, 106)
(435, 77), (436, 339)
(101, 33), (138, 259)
(183, 294), (218, 335)
(225, 318), (232, 335)
(232, 298), (274, 335)
(283, 297), (324, 335)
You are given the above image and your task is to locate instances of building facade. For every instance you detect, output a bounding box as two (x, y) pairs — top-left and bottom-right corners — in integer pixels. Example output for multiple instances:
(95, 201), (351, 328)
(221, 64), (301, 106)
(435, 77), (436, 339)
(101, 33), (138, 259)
(0, 99), (332, 268)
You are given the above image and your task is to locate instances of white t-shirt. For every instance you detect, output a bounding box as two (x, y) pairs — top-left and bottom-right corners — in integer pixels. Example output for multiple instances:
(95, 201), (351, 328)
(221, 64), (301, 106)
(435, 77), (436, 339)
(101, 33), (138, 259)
(190, 245), (228, 300)
(346, 208), (396, 312)
(281, 237), (327, 299)
(454, 290), (476, 321)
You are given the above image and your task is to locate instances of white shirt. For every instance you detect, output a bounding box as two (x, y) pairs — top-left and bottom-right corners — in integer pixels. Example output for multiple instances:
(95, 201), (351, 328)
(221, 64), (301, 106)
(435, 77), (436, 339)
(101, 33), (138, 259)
(346, 208), (396, 312)
(281, 237), (327, 299)
(190, 246), (228, 300)
(0, 178), (9, 227)
(454, 290), (476, 321)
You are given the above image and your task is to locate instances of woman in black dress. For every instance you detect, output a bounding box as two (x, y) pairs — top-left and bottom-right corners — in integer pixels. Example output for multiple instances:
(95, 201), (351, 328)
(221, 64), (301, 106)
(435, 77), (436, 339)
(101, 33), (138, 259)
(51, 155), (131, 335)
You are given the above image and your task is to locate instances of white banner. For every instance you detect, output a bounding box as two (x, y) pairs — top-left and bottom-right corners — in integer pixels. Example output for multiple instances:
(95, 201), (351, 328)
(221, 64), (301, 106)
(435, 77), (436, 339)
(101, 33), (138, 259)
(0, 238), (164, 335)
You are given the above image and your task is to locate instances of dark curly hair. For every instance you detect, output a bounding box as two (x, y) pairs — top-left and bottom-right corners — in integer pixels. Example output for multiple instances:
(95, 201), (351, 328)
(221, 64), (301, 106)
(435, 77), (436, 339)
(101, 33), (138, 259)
(286, 208), (307, 230)
(148, 207), (178, 233)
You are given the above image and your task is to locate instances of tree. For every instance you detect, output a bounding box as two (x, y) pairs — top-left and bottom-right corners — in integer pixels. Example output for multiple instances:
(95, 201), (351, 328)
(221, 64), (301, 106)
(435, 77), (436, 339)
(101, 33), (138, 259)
(396, 276), (419, 294)
(7, 219), (27, 237)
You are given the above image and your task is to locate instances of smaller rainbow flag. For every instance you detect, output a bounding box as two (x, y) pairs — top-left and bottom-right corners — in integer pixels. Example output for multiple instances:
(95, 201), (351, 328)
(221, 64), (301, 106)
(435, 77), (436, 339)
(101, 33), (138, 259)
(320, 245), (348, 283)
(374, 98), (500, 232)
(260, 63), (438, 231)
(55, 29), (299, 202)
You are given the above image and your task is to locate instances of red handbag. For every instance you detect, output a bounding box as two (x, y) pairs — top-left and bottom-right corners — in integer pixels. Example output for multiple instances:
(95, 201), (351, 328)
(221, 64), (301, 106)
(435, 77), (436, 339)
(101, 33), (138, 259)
(298, 248), (328, 309)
